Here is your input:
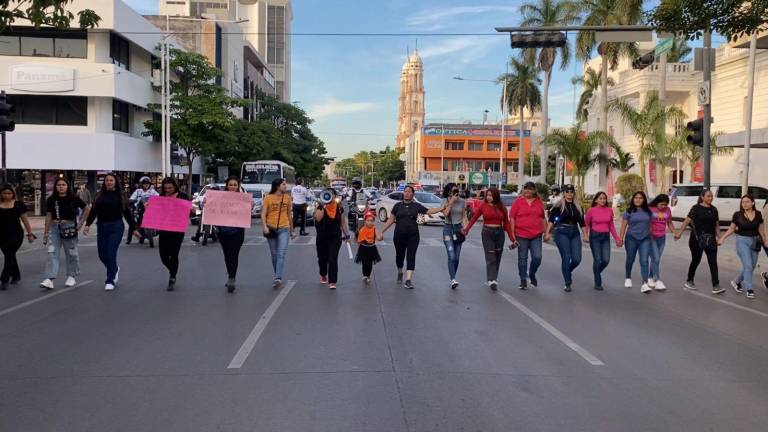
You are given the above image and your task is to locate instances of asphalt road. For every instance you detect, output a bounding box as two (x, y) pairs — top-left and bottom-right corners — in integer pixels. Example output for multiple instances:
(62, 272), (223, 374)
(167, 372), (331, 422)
(1, 222), (768, 432)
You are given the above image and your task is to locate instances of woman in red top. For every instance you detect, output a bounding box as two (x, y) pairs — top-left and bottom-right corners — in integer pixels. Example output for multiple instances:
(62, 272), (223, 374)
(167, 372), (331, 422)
(462, 187), (514, 291)
(508, 182), (547, 290)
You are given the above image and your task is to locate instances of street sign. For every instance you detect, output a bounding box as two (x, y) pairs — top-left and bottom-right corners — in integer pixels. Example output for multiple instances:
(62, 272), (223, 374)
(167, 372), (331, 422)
(697, 81), (711, 106)
(469, 172), (487, 185)
(654, 38), (673, 56)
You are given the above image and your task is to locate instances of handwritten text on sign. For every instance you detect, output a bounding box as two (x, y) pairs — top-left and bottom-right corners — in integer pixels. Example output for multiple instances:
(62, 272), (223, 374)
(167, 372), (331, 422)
(201, 190), (252, 228)
(141, 196), (192, 233)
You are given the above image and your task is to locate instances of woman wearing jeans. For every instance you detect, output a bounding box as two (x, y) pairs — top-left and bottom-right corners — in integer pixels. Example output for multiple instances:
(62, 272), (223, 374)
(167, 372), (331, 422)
(619, 192), (653, 293)
(40, 178), (90, 290)
(544, 184), (586, 292)
(648, 194), (675, 291)
(718, 195), (766, 299)
(675, 190), (722, 294)
(156, 177), (190, 291)
(462, 187), (514, 291)
(84, 173), (133, 291)
(261, 178), (295, 288)
(439, 183), (466, 290)
(218, 176), (246, 293)
(508, 181), (546, 290)
(583, 191), (621, 290)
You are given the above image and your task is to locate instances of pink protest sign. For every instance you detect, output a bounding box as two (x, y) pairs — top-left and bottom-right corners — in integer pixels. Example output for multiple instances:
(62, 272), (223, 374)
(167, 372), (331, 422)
(201, 190), (252, 228)
(141, 196), (192, 233)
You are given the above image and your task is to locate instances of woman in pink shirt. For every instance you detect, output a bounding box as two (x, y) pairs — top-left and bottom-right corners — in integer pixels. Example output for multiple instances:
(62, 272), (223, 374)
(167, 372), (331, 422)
(648, 194), (675, 291)
(584, 192), (622, 290)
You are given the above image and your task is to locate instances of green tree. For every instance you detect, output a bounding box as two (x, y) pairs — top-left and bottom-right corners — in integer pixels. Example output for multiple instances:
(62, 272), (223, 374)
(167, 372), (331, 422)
(144, 48), (243, 194)
(334, 158), (362, 183)
(519, 0), (580, 176)
(572, 67), (615, 122)
(677, 132), (733, 182)
(608, 141), (636, 172)
(543, 124), (615, 199)
(648, 0), (767, 42)
(0, 0), (100, 31)
(607, 90), (685, 191)
(666, 36), (693, 63)
(498, 58), (542, 186)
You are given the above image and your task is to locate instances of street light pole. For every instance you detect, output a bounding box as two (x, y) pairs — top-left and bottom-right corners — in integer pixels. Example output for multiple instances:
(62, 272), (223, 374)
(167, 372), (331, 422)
(702, 31), (712, 190)
(500, 62), (507, 189)
(741, 32), (757, 195)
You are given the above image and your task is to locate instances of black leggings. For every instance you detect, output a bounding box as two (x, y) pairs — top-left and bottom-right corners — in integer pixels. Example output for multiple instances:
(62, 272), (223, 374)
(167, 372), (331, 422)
(0, 232), (23, 283)
(158, 231), (185, 278)
(362, 257), (373, 278)
(219, 230), (245, 278)
(394, 232), (419, 271)
(316, 235), (342, 283)
(687, 238), (719, 286)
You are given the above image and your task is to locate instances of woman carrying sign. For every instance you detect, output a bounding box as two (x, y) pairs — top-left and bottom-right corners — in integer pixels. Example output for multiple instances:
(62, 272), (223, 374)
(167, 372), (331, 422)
(218, 176), (247, 293)
(261, 178), (295, 288)
(155, 177), (191, 291)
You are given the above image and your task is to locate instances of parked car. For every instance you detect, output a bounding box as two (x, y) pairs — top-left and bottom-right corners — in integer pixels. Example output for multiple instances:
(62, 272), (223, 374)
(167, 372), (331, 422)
(421, 184), (440, 194)
(243, 186), (264, 218)
(376, 191), (444, 224)
(670, 183), (768, 224)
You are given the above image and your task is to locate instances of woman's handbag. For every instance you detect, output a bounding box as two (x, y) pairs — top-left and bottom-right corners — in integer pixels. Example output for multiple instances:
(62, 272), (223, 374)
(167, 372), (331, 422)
(750, 235), (763, 252)
(265, 195), (284, 239)
(55, 200), (78, 240)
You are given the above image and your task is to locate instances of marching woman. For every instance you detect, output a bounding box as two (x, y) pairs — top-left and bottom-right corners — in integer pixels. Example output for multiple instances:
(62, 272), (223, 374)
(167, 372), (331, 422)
(648, 194), (675, 291)
(508, 181), (547, 290)
(84, 173), (133, 291)
(583, 191), (622, 290)
(543, 184), (587, 292)
(0, 184), (35, 290)
(675, 190), (722, 294)
(619, 191), (653, 293)
(261, 178), (295, 288)
(439, 182), (466, 289)
(355, 211), (382, 284)
(380, 185), (442, 289)
(717, 194), (766, 299)
(40, 178), (90, 290)
(462, 187), (514, 291)
(218, 176), (246, 293)
(313, 188), (351, 290)
(156, 177), (191, 291)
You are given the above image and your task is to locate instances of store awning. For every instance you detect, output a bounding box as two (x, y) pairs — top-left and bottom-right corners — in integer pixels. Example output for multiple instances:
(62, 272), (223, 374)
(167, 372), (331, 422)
(717, 128), (768, 148)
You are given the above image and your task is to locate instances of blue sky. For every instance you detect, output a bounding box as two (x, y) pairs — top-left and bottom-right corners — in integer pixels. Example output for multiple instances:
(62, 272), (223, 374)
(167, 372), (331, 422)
(128, 0), (719, 159)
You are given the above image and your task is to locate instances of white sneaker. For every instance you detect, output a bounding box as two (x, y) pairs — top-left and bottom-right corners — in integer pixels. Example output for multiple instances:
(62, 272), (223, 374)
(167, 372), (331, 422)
(624, 278), (632, 288)
(641, 283), (652, 293)
(647, 278), (656, 288)
(655, 280), (667, 291)
(104, 283), (115, 291)
(39, 279), (54, 290)
(65, 276), (76, 287)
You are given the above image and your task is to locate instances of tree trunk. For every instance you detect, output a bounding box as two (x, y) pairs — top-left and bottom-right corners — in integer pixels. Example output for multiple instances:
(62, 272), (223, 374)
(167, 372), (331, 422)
(519, 109), (526, 189)
(598, 56), (609, 189)
(638, 140), (649, 192)
(186, 154), (194, 196)
(541, 70), (550, 181)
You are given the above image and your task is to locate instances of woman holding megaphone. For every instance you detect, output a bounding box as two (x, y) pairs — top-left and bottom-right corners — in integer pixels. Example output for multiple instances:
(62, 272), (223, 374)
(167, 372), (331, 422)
(314, 188), (351, 290)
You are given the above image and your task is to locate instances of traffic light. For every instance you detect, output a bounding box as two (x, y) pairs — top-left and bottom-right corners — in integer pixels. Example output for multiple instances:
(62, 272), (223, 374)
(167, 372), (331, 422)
(0, 91), (15, 133)
(686, 119), (704, 147)
(510, 32), (567, 49)
(632, 52), (655, 70)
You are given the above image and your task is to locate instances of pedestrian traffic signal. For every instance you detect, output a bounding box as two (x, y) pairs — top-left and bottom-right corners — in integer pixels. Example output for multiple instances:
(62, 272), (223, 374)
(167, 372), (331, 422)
(686, 119), (704, 147)
(632, 52), (655, 70)
(0, 91), (15, 133)
(510, 32), (567, 49)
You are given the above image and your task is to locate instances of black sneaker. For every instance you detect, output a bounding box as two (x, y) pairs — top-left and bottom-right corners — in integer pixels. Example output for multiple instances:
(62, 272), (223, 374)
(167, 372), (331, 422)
(226, 278), (236, 293)
(730, 280), (744, 294)
(529, 277), (538, 288)
(594, 285), (604, 291)
(746, 290), (756, 299)
(450, 280), (459, 290)
(684, 281), (696, 290)
(519, 282), (527, 290)
(397, 271), (403, 283)
(273, 278), (282, 289)
(489, 281), (498, 291)
(167, 278), (176, 292)
(404, 280), (414, 289)
(712, 285), (726, 295)
(762, 272), (768, 290)
(564, 283), (572, 292)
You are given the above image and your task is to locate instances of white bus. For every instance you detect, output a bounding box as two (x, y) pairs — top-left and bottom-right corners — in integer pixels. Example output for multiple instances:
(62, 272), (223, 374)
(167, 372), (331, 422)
(241, 160), (297, 193)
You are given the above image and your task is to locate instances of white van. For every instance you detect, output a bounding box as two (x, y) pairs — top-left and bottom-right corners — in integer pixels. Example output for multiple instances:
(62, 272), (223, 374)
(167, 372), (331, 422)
(670, 183), (768, 224)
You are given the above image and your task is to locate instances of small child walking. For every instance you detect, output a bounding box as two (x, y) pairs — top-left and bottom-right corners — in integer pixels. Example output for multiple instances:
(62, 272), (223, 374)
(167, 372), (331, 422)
(355, 212), (382, 284)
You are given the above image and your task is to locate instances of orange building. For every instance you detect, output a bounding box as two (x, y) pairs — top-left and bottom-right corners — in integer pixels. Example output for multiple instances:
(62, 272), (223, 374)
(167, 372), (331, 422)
(418, 123), (532, 186)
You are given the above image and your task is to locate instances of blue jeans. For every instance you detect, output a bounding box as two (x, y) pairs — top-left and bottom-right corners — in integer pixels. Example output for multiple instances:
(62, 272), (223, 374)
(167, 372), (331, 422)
(589, 232), (611, 287)
(96, 220), (123, 284)
(442, 224), (463, 280)
(553, 226), (582, 285)
(649, 235), (666, 280)
(735, 235), (759, 290)
(267, 228), (290, 280)
(45, 224), (80, 279)
(624, 235), (650, 281)
(517, 235), (542, 283)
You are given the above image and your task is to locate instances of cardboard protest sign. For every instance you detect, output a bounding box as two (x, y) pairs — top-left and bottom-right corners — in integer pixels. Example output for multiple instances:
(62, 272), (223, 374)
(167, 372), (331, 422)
(141, 196), (192, 233)
(201, 190), (252, 228)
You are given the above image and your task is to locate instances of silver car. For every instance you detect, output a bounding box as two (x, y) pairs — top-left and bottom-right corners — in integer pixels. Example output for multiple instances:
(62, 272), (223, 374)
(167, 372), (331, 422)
(375, 191), (444, 224)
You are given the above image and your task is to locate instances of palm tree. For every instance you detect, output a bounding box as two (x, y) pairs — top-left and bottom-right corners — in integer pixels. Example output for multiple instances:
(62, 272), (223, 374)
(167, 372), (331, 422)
(519, 0), (580, 176)
(571, 67), (615, 122)
(543, 124), (615, 199)
(677, 132), (733, 182)
(608, 90), (685, 191)
(666, 36), (693, 63)
(642, 132), (684, 193)
(498, 58), (542, 186)
(608, 140), (635, 172)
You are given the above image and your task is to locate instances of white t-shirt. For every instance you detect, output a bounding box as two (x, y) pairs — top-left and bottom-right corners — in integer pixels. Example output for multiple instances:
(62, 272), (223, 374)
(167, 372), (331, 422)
(291, 185), (309, 205)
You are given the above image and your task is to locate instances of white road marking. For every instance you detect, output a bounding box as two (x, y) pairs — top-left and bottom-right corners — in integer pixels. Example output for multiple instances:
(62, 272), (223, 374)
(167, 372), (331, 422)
(684, 288), (768, 319)
(497, 289), (605, 366)
(0, 280), (94, 318)
(227, 280), (296, 369)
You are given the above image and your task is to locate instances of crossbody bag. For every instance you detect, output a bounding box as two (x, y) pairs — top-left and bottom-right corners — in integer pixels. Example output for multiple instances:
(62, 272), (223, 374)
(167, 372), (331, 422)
(55, 200), (78, 240)
(265, 195), (284, 239)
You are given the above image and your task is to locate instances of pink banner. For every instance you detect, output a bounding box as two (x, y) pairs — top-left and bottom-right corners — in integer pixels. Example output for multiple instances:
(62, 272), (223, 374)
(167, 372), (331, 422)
(649, 160), (657, 184)
(693, 160), (704, 182)
(141, 196), (192, 233)
(201, 190), (252, 228)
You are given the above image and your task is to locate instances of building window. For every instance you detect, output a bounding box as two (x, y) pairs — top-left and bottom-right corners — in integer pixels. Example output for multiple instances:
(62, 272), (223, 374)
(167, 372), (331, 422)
(0, 29), (86, 58)
(466, 160), (484, 171)
(7, 94), (87, 126)
(444, 141), (464, 151)
(468, 141), (483, 151)
(443, 159), (462, 171)
(487, 141), (501, 151)
(507, 142), (518, 151)
(110, 33), (130, 70)
(485, 161), (500, 172)
(507, 161), (519, 172)
(112, 100), (129, 133)
(267, 5), (286, 65)
(275, 81), (284, 101)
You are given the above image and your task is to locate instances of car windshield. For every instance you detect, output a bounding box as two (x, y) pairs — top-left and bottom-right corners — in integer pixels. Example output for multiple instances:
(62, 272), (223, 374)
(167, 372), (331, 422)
(415, 192), (442, 204)
(368, 190), (380, 199)
(250, 190), (263, 199)
(500, 195), (517, 207)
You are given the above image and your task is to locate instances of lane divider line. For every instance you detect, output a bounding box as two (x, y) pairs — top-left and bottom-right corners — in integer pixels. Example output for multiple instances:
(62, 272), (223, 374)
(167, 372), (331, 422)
(684, 288), (768, 319)
(497, 289), (605, 366)
(227, 280), (296, 369)
(0, 280), (94, 318)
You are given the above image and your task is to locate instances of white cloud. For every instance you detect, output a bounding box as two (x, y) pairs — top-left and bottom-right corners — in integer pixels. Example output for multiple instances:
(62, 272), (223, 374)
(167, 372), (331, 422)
(407, 5), (520, 30)
(308, 98), (377, 120)
(417, 36), (503, 64)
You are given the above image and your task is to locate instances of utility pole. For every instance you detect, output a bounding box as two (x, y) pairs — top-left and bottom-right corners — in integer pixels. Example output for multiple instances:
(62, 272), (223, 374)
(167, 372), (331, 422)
(741, 32), (757, 195)
(702, 31), (712, 190)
